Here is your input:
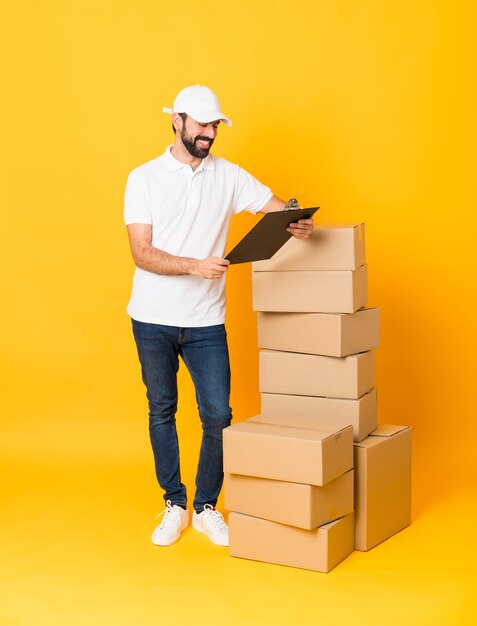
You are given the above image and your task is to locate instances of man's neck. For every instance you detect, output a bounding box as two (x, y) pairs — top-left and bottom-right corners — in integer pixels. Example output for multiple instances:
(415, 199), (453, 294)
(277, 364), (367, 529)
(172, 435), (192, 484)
(170, 139), (203, 172)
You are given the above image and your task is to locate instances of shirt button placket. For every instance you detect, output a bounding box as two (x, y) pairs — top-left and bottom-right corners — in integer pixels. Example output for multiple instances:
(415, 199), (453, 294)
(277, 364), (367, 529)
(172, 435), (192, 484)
(190, 171), (202, 210)
(186, 167), (194, 211)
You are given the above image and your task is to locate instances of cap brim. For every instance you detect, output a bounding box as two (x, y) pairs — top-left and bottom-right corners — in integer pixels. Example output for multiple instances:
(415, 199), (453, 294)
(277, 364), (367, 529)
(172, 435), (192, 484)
(163, 107), (232, 127)
(216, 115), (232, 127)
(188, 112), (232, 126)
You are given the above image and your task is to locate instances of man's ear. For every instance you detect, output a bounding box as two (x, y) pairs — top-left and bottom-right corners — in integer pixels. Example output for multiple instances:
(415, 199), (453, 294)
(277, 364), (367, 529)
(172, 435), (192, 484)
(172, 113), (183, 133)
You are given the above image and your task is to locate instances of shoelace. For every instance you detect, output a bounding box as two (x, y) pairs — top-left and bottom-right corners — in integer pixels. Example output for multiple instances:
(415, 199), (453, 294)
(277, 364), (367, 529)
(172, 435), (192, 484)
(155, 499), (182, 530)
(202, 504), (227, 533)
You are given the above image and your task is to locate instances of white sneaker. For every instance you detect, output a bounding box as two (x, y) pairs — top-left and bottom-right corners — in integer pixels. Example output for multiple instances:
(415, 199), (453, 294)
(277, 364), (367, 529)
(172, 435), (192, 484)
(192, 504), (229, 546)
(151, 500), (189, 546)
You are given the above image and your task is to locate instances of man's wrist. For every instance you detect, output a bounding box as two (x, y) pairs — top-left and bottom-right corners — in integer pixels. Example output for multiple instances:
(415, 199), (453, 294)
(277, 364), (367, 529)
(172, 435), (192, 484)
(183, 257), (199, 276)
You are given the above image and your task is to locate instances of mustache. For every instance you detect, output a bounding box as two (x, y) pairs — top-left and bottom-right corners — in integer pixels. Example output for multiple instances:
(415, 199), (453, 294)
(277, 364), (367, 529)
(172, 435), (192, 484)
(195, 136), (214, 144)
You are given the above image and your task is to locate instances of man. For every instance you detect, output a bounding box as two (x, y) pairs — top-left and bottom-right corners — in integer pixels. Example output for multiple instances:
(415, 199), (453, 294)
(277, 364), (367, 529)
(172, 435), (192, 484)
(124, 85), (313, 548)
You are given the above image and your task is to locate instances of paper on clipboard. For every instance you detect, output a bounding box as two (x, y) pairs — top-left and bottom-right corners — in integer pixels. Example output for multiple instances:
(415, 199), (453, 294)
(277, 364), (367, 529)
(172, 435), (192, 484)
(224, 207), (319, 265)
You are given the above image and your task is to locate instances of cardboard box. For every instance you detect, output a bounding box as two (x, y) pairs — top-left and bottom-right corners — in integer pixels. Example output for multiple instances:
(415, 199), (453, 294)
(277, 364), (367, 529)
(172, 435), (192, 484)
(224, 469), (354, 530)
(261, 389), (378, 442)
(252, 224), (366, 272)
(252, 265), (368, 314)
(229, 511), (355, 573)
(259, 349), (375, 400)
(354, 425), (412, 551)
(257, 307), (379, 357)
(223, 415), (353, 486)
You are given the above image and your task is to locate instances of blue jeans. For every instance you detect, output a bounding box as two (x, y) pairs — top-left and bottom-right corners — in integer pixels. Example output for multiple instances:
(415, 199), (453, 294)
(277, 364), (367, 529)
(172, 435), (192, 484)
(131, 319), (233, 514)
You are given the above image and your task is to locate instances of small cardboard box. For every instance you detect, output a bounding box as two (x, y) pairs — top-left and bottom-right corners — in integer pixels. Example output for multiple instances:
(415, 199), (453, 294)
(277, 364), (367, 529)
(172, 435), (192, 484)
(257, 307), (380, 357)
(252, 265), (368, 314)
(354, 425), (412, 551)
(252, 224), (366, 271)
(261, 389), (378, 442)
(259, 349), (375, 400)
(223, 415), (353, 486)
(224, 469), (354, 530)
(229, 511), (355, 573)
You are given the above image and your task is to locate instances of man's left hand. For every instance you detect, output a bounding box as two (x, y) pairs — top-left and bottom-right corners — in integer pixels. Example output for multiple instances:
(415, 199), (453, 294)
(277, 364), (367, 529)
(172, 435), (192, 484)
(287, 218), (314, 239)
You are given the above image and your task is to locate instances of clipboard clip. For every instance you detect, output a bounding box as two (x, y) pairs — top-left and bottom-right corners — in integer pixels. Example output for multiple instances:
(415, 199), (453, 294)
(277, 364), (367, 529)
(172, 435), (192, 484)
(284, 198), (302, 211)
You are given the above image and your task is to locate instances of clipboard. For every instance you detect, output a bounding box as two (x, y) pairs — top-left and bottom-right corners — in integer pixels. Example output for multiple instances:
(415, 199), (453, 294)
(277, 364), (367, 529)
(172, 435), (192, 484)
(225, 207), (319, 265)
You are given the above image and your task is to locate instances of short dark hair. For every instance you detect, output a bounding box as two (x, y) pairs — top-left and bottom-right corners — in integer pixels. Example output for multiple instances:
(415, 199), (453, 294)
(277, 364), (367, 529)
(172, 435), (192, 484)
(172, 112), (187, 134)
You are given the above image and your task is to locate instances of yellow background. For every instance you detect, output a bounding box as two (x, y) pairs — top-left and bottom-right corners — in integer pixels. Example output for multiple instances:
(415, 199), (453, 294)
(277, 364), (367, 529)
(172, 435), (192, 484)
(1, 1), (476, 624)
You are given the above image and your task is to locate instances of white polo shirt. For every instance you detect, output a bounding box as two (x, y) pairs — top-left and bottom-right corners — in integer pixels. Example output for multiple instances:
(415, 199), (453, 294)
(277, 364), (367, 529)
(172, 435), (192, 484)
(124, 146), (273, 327)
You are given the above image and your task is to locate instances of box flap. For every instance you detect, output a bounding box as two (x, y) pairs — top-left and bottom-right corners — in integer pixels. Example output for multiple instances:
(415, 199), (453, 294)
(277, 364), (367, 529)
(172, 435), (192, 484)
(354, 424), (411, 449)
(370, 424), (410, 438)
(314, 223), (364, 230)
(249, 414), (352, 438)
(226, 420), (340, 443)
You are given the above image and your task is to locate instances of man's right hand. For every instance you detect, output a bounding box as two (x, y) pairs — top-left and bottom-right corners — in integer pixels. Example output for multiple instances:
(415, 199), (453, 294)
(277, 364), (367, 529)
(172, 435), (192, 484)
(194, 257), (230, 280)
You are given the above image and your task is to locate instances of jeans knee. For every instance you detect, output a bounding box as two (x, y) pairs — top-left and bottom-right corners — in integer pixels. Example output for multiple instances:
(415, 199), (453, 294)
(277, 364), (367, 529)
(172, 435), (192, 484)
(148, 402), (177, 429)
(201, 409), (232, 439)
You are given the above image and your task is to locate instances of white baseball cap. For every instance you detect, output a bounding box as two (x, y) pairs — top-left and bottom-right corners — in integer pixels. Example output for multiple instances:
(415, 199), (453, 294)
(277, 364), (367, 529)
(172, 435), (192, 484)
(163, 84), (232, 126)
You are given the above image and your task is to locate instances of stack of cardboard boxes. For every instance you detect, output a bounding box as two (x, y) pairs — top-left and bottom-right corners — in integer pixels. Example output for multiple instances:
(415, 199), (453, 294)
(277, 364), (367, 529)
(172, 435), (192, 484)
(224, 224), (412, 571)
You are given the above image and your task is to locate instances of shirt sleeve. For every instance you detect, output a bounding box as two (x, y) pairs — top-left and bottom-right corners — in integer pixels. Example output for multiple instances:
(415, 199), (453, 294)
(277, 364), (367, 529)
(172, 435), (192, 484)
(233, 165), (273, 215)
(124, 168), (152, 225)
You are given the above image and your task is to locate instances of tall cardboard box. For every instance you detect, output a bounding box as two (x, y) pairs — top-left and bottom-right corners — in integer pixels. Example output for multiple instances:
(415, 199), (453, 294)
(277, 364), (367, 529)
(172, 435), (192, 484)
(223, 415), (353, 486)
(259, 349), (375, 400)
(224, 470), (354, 530)
(354, 425), (412, 551)
(229, 511), (355, 573)
(252, 224), (366, 271)
(261, 389), (378, 442)
(257, 308), (379, 357)
(252, 265), (368, 314)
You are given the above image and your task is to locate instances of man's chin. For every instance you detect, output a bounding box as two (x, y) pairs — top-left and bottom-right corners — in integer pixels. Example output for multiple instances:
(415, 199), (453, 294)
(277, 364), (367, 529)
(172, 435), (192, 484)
(192, 147), (210, 159)
(182, 142), (210, 159)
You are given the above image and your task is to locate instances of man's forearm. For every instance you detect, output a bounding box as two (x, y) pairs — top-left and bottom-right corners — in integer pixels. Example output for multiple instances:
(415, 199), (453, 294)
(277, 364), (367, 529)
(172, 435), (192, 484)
(132, 243), (199, 276)
(260, 195), (287, 214)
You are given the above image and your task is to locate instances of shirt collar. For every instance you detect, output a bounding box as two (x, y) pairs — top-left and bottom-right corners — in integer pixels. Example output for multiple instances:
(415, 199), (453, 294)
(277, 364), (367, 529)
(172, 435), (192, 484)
(163, 145), (215, 172)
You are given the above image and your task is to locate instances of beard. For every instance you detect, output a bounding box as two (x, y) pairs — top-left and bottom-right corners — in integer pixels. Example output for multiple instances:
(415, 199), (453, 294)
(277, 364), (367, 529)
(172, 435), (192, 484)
(181, 126), (214, 159)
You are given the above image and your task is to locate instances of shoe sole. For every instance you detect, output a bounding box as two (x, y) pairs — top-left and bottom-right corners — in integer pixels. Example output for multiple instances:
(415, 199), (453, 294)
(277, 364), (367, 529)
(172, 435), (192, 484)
(151, 532), (180, 546)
